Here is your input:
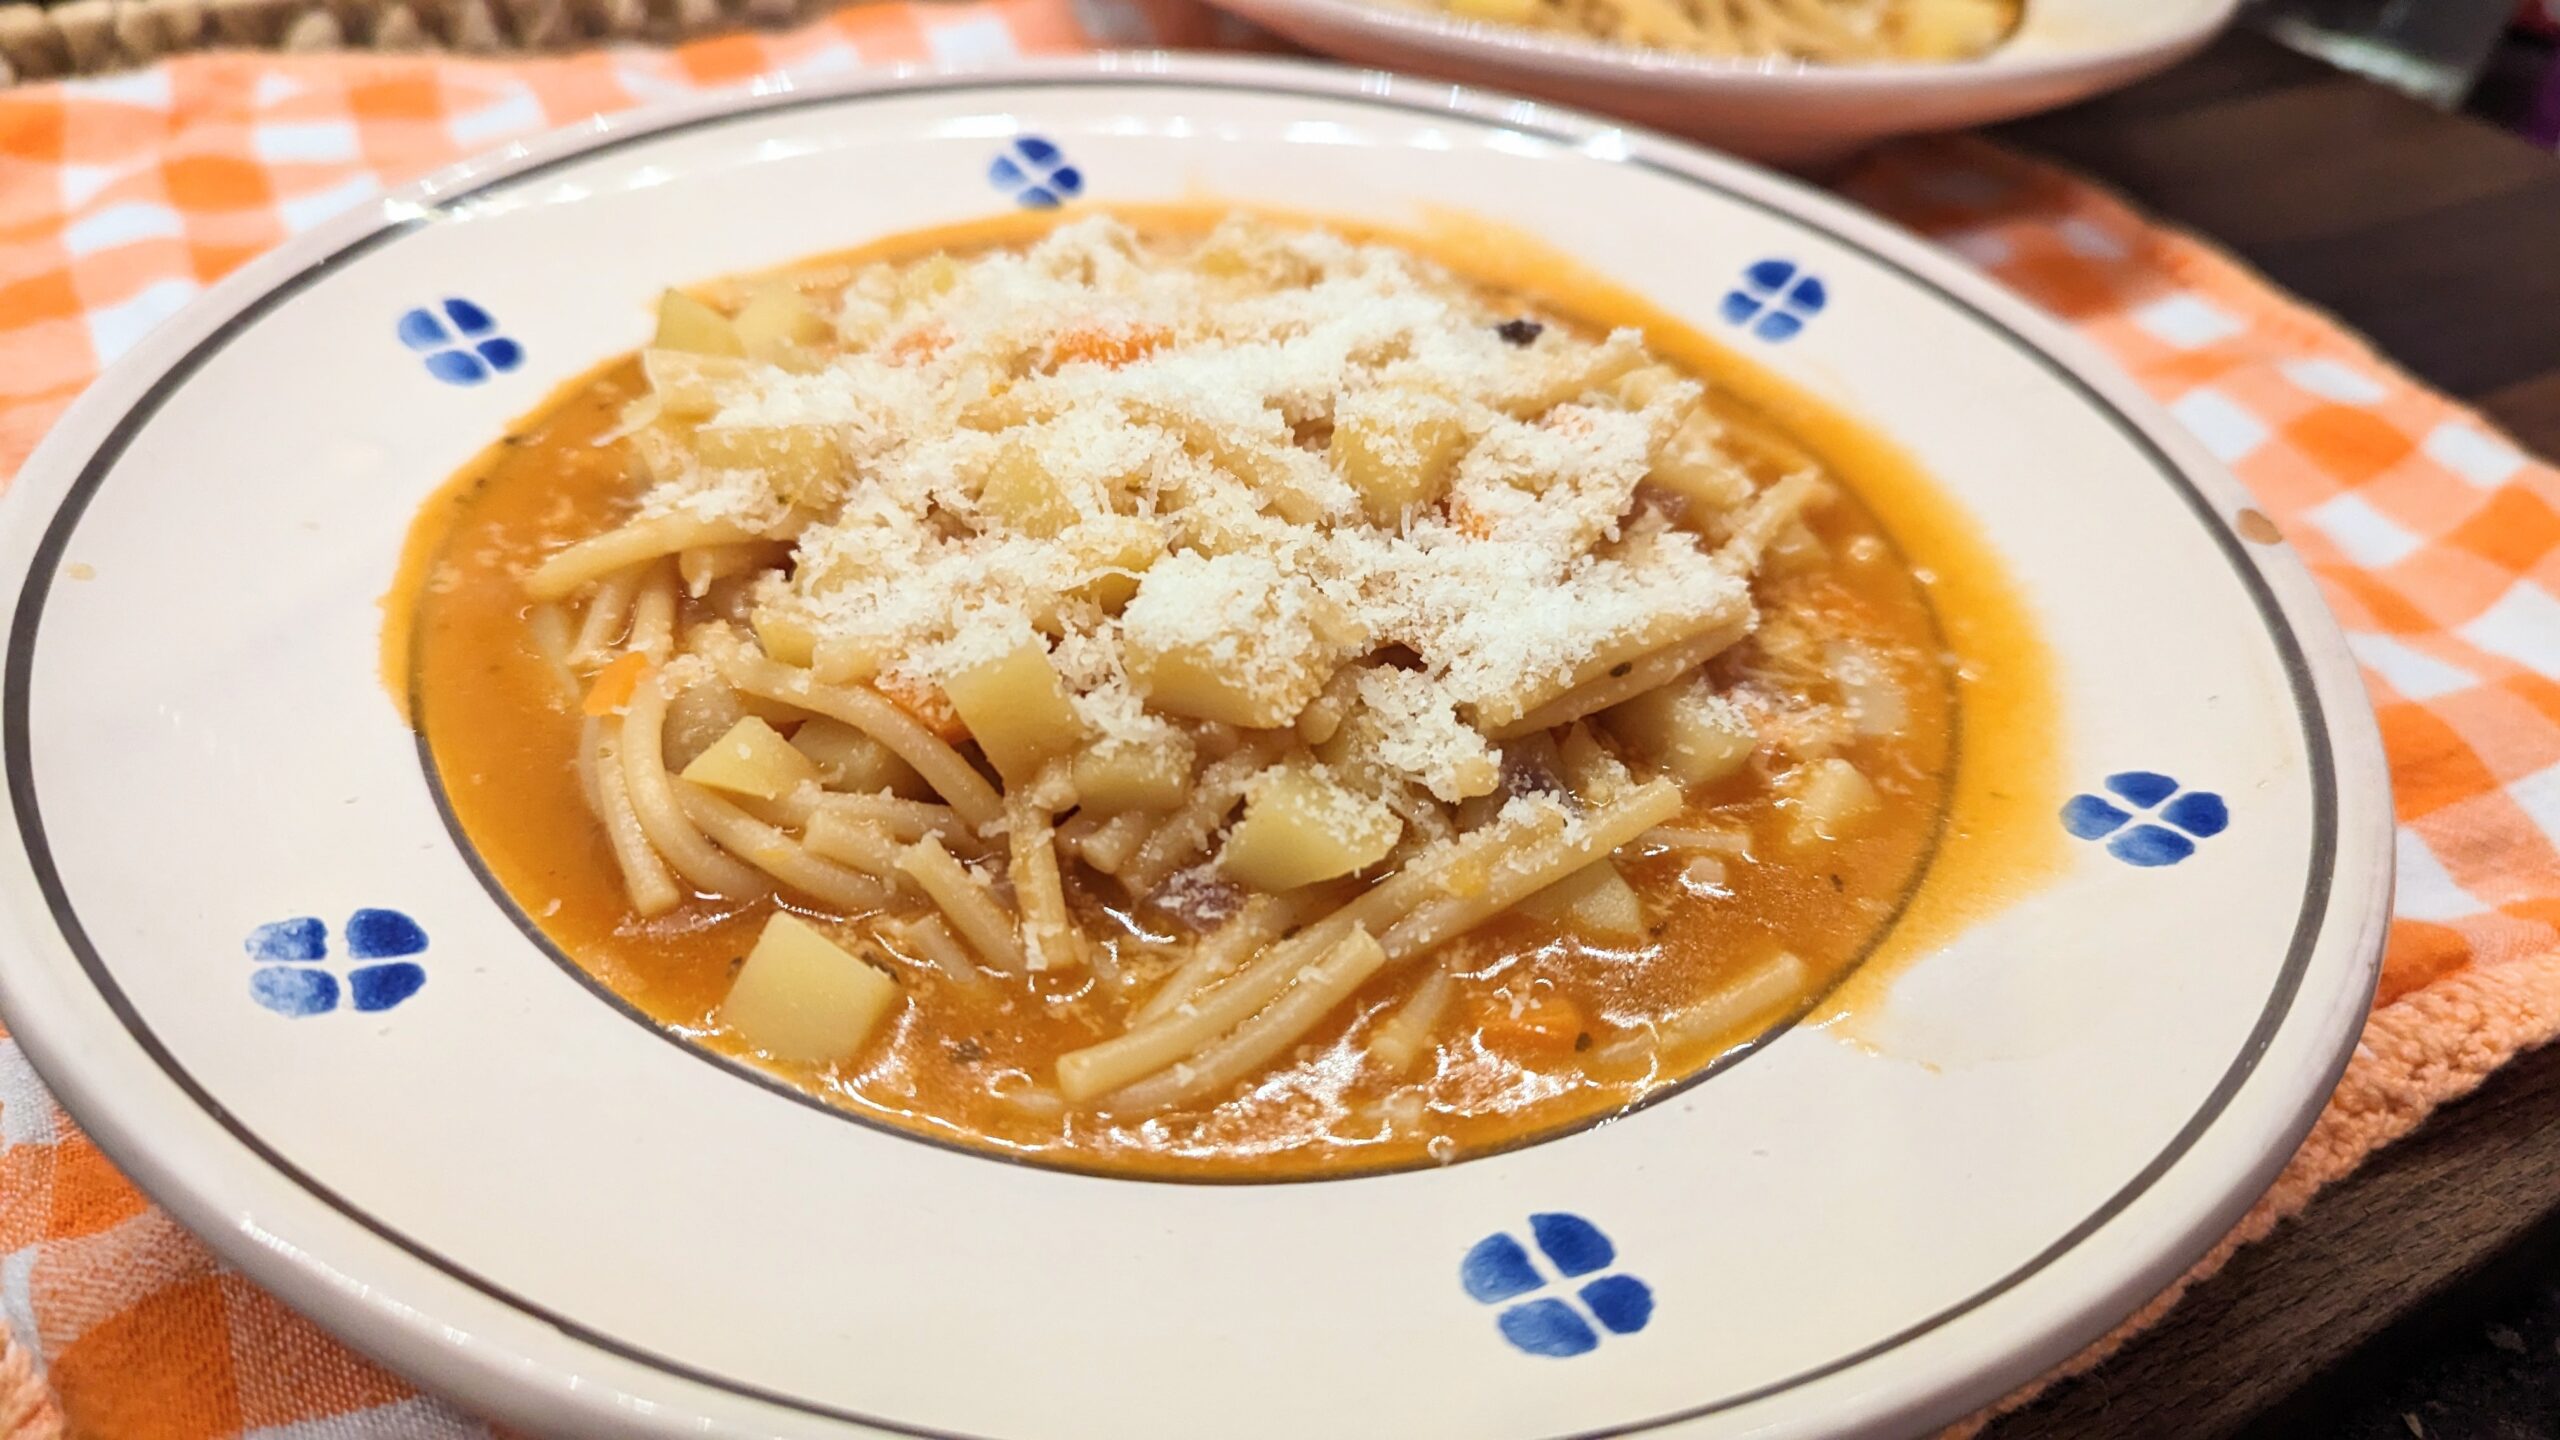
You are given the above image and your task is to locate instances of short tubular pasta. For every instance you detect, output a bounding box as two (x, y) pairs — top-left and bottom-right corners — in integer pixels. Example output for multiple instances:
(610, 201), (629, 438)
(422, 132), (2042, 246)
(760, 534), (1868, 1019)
(626, 560), (681, 662)
(1006, 791), (1087, 973)
(567, 565), (642, 666)
(1131, 889), (1324, 1026)
(1366, 963), (1458, 1075)
(711, 642), (1004, 830)
(812, 792), (982, 851)
(617, 668), (770, 899)
(525, 603), (582, 708)
(800, 807), (909, 881)
(527, 514), (762, 601)
(1056, 798), (1574, 1103)
(1489, 617), (1753, 739)
(1118, 737), (1285, 893)
(1419, 0), (2019, 63)
(895, 915), (983, 987)
(896, 836), (1027, 974)
(585, 718), (681, 917)
(677, 785), (891, 913)
(1381, 781), (1681, 961)
(1104, 926), (1389, 1113)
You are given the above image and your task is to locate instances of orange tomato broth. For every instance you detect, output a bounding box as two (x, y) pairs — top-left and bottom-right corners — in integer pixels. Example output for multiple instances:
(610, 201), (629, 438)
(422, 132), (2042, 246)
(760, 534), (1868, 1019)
(389, 204), (2059, 1178)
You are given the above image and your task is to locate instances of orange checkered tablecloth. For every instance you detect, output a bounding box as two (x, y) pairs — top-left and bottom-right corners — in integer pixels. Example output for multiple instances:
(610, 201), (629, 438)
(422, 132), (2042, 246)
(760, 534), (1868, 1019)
(1, 6), (2558, 1436)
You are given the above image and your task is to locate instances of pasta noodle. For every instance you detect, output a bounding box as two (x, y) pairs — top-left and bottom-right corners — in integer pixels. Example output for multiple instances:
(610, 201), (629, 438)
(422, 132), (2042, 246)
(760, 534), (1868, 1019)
(1415, 0), (2020, 63)
(1074, 809), (1155, 876)
(677, 786), (891, 913)
(896, 836), (1028, 974)
(811, 792), (979, 850)
(566, 564), (640, 666)
(895, 915), (983, 987)
(527, 514), (760, 601)
(1118, 737), (1286, 893)
(1056, 796), (1575, 1104)
(585, 718), (682, 917)
(799, 807), (910, 882)
(1006, 791), (1086, 974)
(525, 603), (582, 707)
(626, 560), (679, 663)
(1131, 888), (1333, 1026)
(1104, 927), (1389, 1112)
(1367, 964), (1457, 1075)
(710, 641), (1004, 830)
(617, 669), (771, 899)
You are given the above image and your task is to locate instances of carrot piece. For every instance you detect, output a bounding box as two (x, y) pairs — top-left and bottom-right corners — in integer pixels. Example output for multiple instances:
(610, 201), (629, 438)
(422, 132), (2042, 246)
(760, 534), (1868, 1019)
(886, 325), (951, 365)
(1050, 322), (1170, 371)
(874, 670), (970, 745)
(1474, 991), (1588, 1060)
(1448, 494), (1496, 539)
(581, 652), (649, 716)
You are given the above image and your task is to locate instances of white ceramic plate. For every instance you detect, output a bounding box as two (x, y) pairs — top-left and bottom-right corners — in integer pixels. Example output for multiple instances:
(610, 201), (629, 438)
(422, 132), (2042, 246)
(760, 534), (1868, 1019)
(1198, 0), (2240, 166)
(0, 56), (2386, 1440)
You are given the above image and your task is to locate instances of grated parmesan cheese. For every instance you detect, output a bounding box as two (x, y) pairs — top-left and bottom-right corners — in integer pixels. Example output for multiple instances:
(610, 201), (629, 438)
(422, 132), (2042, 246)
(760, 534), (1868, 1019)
(620, 213), (1777, 810)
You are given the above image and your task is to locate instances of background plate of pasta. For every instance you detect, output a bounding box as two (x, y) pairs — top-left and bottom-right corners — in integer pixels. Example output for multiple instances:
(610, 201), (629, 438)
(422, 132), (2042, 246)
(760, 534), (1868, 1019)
(0, 55), (2386, 1440)
(1199, 0), (2242, 165)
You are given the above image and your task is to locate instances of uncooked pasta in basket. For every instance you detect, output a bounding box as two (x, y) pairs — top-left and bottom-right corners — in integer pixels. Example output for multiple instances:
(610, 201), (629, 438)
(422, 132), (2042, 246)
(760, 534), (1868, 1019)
(394, 208), (1978, 1177)
(1403, 0), (2021, 62)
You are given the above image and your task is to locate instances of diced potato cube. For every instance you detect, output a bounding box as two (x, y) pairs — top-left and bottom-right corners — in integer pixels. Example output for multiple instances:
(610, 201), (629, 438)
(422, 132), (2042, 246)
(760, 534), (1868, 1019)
(721, 913), (898, 1065)
(1219, 768), (1402, 891)
(695, 424), (843, 507)
(642, 349), (749, 418)
(812, 635), (888, 686)
(943, 639), (1084, 786)
(1066, 515), (1167, 612)
(1785, 757), (1881, 849)
(751, 607), (818, 668)
(1122, 555), (1333, 730)
(1556, 721), (1631, 802)
(980, 438), (1080, 538)
(1331, 390), (1467, 526)
(732, 284), (832, 363)
(895, 254), (963, 309)
(1610, 363), (1695, 411)
(1517, 859), (1646, 938)
(1605, 683), (1757, 786)
(1648, 411), (1753, 514)
(791, 717), (932, 799)
(1131, 644), (1328, 731)
(661, 682), (749, 773)
(653, 289), (744, 357)
(680, 716), (821, 801)
(1071, 733), (1195, 813)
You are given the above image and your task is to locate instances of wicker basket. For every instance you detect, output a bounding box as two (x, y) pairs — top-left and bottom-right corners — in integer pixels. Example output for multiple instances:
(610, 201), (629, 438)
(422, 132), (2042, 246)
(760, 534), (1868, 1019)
(0, 0), (849, 82)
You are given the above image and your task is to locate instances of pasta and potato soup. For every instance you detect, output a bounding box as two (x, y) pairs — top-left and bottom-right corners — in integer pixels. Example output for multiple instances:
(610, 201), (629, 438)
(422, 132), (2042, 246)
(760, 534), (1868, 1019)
(404, 211), (1959, 1178)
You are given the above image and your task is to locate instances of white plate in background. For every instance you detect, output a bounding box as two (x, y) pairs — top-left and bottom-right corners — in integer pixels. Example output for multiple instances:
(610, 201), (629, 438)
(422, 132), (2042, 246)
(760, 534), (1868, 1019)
(1198, 0), (2241, 166)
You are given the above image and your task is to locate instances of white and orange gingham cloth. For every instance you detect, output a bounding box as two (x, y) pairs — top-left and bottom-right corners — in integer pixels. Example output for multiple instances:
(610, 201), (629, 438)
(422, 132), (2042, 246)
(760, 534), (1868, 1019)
(0, 5), (2558, 1435)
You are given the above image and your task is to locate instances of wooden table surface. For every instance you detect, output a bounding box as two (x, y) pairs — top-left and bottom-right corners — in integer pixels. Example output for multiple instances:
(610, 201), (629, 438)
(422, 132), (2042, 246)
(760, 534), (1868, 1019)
(1973, 29), (2560, 1440)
